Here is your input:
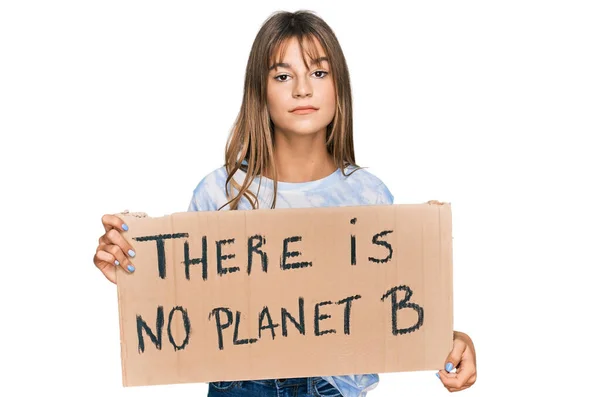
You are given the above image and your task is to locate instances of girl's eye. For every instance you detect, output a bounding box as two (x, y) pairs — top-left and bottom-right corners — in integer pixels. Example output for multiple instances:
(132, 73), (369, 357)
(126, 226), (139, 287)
(274, 71), (329, 82)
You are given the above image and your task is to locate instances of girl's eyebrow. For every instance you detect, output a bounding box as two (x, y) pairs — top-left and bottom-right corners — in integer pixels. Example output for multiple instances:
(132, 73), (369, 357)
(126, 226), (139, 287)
(269, 56), (329, 71)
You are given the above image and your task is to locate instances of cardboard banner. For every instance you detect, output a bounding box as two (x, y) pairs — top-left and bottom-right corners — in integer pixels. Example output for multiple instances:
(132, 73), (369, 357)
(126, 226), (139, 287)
(116, 203), (453, 387)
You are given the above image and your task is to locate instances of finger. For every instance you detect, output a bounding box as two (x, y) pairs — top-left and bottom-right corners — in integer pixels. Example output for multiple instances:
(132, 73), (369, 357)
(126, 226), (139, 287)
(98, 234), (110, 246)
(438, 370), (464, 390)
(93, 248), (117, 284)
(105, 228), (137, 261)
(439, 359), (475, 389)
(94, 243), (135, 279)
(454, 340), (477, 378)
(447, 377), (474, 392)
(102, 214), (129, 234)
(456, 331), (477, 365)
(106, 244), (135, 273)
(444, 336), (467, 372)
(94, 246), (118, 268)
(437, 370), (457, 391)
(449, 383), (472, 393)
(468, 372), (477, 385)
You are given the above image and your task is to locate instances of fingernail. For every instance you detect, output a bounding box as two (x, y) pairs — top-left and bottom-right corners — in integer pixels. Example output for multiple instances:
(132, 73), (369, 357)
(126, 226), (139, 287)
(445, 363), (453, 372)
(114, 260), (120, 266)
(436, 372), (440, 379)
(127, 264), (135, 272)
(128, 249), (135, 257)
(122, 224), (128, 231)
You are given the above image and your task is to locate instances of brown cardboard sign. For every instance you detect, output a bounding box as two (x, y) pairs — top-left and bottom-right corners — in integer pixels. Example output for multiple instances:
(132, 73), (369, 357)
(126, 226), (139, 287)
(115, 203), (453, 387)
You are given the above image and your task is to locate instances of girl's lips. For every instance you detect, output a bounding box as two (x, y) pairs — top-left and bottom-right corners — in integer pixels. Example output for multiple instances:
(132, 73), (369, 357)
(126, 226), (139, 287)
(292, 108), (317, 114)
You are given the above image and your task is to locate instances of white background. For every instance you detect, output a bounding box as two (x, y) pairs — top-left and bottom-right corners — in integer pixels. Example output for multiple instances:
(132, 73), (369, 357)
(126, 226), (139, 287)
(1, 1), (598, 396)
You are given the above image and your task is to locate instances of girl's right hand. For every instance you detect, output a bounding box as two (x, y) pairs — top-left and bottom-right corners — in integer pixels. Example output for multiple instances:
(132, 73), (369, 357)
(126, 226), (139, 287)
(93, 214), (136, 284)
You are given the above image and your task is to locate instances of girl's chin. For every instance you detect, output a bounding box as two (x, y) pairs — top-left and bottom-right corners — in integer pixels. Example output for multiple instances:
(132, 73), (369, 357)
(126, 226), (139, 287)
(276, 124), (330, 136)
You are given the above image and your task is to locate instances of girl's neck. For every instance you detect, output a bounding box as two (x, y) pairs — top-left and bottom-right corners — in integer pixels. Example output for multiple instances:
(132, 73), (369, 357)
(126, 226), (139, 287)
(268, 128), (337, 183)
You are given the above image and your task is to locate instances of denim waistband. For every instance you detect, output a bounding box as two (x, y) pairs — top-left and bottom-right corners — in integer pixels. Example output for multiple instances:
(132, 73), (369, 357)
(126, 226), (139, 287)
(245, 377), (314, 388)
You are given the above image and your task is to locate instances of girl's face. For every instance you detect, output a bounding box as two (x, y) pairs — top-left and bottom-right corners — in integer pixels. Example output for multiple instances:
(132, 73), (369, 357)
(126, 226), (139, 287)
(266, 37), (335, 138)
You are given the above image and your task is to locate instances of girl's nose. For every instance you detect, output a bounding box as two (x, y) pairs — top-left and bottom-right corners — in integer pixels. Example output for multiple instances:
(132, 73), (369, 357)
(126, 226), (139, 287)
(293, 77), (313, 98)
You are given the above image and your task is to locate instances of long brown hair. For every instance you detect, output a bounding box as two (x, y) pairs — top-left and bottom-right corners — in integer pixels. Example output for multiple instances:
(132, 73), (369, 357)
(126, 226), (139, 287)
(221, 10), (361, 210)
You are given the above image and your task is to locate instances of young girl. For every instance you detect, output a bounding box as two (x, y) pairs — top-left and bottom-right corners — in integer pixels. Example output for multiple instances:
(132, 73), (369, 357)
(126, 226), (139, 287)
(94, 10), (477, 396)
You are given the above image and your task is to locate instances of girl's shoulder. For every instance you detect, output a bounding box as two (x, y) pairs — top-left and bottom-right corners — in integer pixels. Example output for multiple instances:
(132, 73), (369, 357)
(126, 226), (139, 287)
(343, 165), (394, 204)
(344, 164), (387, 187)
(187, 165), (231, 211)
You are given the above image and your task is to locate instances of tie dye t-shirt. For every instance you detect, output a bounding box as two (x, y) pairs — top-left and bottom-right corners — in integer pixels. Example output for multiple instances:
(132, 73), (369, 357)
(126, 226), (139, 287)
(187, 164), (393, 211)
(186, 163), (394, 397)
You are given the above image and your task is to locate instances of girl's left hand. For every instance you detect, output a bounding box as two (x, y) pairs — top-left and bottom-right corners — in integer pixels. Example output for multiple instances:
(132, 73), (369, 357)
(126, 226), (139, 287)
(436, 331), (477, 392)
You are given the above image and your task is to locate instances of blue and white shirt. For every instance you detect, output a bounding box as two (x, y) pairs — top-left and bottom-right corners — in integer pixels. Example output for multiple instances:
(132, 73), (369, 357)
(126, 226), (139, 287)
(187, 163), (394, 397)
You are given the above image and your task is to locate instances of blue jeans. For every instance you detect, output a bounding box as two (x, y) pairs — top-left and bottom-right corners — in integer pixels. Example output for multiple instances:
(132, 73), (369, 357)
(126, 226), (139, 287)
(207, 377), (342, 397)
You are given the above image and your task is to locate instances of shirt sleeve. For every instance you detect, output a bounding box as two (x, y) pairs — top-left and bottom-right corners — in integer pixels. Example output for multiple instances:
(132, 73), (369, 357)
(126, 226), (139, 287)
(377, 182), (394, 205)
(187, 178), (218, 212)
(323, 374), (380, 397)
